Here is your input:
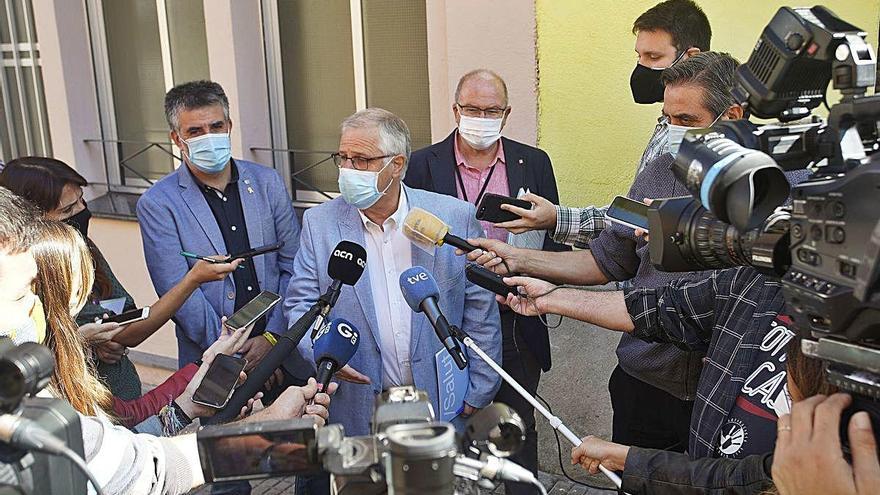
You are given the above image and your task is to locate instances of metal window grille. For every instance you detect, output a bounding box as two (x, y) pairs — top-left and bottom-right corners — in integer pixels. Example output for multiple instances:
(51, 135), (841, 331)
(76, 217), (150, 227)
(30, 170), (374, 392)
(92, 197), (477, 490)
(0, 0), (51, 161)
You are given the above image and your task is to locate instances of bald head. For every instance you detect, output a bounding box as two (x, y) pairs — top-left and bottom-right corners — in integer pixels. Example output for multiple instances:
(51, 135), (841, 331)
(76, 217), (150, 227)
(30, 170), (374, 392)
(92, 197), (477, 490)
(454, 69), (509, 108)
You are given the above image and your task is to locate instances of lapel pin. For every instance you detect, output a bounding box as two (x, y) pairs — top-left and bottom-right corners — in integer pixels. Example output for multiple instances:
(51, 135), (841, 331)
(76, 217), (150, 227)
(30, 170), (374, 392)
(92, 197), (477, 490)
(244, 179), (250, 184)
(518, 159), (524, 165)
(247, 187), (254, 194)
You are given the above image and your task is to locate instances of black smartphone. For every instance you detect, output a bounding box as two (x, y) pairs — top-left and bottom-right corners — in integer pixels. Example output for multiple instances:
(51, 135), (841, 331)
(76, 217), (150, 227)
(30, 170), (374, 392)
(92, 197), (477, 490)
(225, 291), (281, 330)
(192, 354), (248, 409)
(466, 263), (515, 297)
(476, 193), (532, 224)
(605, 196), (649, 231)
(101, 307), (150, 326)
(197, 418), (321, 482)
(226, 241), (285, 262)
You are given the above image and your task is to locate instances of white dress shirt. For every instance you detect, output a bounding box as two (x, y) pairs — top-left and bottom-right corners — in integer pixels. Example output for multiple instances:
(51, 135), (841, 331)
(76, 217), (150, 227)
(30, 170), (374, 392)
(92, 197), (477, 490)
(358, 188), (414, 389)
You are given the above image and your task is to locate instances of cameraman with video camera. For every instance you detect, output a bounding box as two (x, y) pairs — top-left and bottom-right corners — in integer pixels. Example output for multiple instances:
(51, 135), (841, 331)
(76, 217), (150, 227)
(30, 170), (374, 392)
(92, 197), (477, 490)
(467, 50), (809, 456)
(0, 186), (334, 495)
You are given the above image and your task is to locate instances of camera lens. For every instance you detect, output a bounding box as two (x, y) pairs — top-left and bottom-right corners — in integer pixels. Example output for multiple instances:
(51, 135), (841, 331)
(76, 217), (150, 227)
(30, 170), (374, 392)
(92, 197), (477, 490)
(647, 197), (790, 276)
(673, 127), (790, 232)
(0, 339), (55, 413)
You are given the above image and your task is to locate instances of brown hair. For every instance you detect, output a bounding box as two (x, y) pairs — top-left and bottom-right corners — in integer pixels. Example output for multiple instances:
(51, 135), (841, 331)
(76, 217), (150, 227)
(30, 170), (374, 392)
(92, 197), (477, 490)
(0, 157), (113, 299)
(787, 333), (838, 398)
(30, 220), (113, 416)
(633, 0), (711, 52)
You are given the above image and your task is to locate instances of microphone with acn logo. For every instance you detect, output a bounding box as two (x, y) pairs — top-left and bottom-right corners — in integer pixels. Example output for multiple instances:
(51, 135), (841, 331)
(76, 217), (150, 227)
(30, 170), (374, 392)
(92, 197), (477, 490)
(310, 241), (368, 340)
(313, 318), (360, 393)
(206, 241), (367, 425)
(402, 208), (479, 253)
(399, 266), (468, 370)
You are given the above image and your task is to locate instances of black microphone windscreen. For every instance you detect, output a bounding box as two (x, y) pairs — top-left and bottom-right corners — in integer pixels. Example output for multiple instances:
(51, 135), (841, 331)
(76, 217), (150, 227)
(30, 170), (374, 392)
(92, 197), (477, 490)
(328, 241), (367, 285)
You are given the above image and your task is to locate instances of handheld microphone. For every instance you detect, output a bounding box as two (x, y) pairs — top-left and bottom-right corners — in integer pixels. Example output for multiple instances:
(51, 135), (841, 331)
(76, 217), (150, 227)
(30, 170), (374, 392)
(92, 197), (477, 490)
(403, 208), (479, 253)
(206, 241), (367, 425)
(310, 241), (368, 340)
(313, 318), (360, 392)
(399, 266), (468, 370)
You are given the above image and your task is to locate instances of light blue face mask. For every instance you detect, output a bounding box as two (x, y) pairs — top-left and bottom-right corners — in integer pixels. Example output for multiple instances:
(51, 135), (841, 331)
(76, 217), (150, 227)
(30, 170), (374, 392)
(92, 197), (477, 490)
(338, 157), (394, 209)
(184, 132), (232, 174)
(665, 113), (724, 156)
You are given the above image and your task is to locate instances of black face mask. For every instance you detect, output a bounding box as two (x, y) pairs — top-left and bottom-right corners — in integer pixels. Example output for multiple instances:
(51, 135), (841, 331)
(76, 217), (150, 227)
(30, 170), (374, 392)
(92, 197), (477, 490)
(629, 63), (666, 104)
(64, 204), (92, 238)
(629, 51), (688, 104)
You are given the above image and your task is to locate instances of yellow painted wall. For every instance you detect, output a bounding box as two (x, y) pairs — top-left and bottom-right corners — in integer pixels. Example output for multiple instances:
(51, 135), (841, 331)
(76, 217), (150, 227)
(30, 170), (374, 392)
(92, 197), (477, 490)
(536, 0), (880, 205)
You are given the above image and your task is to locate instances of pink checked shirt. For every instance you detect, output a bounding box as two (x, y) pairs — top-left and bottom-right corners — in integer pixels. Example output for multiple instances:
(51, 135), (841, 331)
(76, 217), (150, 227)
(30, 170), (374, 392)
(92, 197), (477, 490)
(453, 133), (510, 242)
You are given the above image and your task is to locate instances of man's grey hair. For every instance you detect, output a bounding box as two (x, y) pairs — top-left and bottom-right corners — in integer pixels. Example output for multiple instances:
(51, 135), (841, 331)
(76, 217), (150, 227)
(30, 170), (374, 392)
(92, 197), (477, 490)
(164, 80), (230, 131)
(340, 108), (411, 172)
(455, 69), (509, 107)
(660, 52), (740, 117)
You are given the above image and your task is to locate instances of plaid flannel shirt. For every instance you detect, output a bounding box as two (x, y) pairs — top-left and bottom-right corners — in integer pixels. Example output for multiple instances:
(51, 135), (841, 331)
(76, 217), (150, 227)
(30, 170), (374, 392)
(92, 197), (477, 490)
(624, 266), (786, 459)
(550, 205), (607, 249)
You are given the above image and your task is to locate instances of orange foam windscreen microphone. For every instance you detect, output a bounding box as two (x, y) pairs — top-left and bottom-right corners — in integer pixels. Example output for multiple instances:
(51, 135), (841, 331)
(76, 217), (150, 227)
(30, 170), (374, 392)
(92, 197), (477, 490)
(403, 208), (479, 253)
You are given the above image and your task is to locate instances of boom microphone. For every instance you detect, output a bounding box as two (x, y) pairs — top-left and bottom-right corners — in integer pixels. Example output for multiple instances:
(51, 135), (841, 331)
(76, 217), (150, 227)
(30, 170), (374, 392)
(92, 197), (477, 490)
(205, 241), (367, 425)
(313, 318), (360, 393)
(403, 208), (479, 253)
(399, 266), (468, 370)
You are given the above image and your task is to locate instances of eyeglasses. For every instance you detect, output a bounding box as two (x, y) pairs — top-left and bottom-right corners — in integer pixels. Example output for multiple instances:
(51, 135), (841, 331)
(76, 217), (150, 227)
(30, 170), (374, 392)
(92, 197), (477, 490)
(456, 103), (507, 119)
(332, 152), (393, 171)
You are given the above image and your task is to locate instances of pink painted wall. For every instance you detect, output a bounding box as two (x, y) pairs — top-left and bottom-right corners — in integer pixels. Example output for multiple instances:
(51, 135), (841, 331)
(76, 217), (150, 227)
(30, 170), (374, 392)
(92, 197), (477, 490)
(426, 0), (538, 146)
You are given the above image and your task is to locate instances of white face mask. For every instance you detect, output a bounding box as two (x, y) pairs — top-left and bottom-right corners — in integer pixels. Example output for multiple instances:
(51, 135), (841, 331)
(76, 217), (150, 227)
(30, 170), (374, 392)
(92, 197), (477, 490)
(665, 113), (724, 156)
(458, 115), (503, 150)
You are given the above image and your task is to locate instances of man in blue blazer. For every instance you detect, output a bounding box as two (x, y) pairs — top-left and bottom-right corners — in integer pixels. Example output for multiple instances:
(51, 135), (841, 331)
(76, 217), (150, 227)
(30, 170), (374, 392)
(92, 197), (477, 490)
(138, 81), (300, 369)
(283, 108), (502, 438)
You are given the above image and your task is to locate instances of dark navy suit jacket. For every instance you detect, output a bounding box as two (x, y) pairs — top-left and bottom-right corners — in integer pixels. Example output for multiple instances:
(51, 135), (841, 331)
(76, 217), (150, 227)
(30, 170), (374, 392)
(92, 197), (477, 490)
(405, 131), (570, 371)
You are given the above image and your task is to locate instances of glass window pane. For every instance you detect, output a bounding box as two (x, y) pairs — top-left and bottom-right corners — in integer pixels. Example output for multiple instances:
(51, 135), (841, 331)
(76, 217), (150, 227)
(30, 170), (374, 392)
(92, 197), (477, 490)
(166, 0), (210, 85)
(361, 0), (431, 150)
(278, 0), (357, 197)
(102, 0), (173, 183)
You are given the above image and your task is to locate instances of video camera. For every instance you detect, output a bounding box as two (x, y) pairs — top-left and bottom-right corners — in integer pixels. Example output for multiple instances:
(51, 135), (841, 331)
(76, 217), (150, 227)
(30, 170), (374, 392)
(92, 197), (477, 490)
(0, 338), (87, 495)
(197, 386), (532, 495)
(647, 6), (880, 399)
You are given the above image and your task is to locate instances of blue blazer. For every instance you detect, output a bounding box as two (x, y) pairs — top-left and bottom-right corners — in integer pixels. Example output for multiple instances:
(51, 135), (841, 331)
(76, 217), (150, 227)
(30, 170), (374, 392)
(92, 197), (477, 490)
(283, 186), (502, 436)
(137, 160), (300, 366)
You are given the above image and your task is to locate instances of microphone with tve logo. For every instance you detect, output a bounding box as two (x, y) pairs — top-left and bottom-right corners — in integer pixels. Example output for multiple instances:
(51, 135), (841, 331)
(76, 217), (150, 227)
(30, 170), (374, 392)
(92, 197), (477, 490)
(399, 266), (467, 370)
(313, 318), (360, 393)
(206, 241), (367, 425)
(402, 208), (479, 253)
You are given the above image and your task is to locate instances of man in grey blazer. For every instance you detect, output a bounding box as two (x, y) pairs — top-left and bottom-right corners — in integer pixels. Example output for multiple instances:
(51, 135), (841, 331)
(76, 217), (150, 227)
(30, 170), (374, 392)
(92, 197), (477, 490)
(138, 81), (300, 371)
(283, 108), (502, 438)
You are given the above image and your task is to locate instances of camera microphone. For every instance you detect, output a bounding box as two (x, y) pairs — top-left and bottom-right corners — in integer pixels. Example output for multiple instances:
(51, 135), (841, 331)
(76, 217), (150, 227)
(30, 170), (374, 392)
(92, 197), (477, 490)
(206, 241), (367, 425)
(403, 208), (479, 253)
(399, 266), (468, 370)
(313, 318), (360, 393)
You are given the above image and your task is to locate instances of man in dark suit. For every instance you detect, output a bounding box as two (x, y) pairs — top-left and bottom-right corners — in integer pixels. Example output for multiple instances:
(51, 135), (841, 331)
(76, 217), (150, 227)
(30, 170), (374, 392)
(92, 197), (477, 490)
(405, 69), (569, 495)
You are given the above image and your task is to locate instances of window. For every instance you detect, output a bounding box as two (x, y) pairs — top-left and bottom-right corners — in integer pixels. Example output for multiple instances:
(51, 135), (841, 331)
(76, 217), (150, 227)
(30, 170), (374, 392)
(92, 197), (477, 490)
(0, 0), (52, 161)
(266, 0), (431, 203)
(87, 0), (209, 189)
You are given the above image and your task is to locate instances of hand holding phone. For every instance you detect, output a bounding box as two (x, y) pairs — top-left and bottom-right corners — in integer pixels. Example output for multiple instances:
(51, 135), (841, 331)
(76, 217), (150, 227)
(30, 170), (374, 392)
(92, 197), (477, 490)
(225, 291), (281, 330)
(192, 354), (248, 409)
(476, 193), (533, 224)
(605, 196), (649, 231)
(101, 307), (150, 326)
